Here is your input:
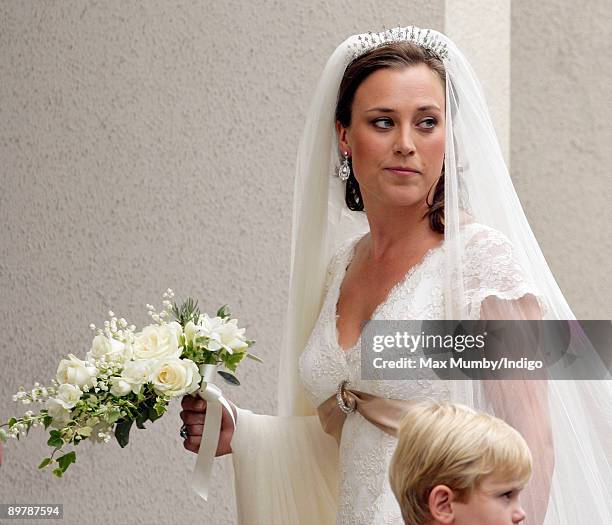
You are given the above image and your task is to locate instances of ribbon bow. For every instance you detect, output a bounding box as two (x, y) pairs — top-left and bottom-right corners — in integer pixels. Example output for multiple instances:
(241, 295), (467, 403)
(191, 364), (236, 500)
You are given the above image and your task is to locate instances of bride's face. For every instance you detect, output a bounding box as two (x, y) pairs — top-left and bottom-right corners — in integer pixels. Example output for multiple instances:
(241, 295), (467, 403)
(336, 64), (445, 211)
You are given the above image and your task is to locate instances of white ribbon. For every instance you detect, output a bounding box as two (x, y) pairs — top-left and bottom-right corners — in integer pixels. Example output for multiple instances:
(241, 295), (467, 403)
(190, 364), (236, 500)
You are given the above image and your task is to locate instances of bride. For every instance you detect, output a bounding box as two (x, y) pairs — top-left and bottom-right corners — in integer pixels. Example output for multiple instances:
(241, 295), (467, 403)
(180, 26), (612, 524)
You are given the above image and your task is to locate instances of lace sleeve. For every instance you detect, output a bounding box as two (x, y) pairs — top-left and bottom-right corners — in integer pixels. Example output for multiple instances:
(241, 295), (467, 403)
(462, 225), (548, 320)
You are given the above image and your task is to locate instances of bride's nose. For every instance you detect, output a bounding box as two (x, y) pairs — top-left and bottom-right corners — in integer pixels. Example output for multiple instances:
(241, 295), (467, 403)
(393, 126), (416, 156)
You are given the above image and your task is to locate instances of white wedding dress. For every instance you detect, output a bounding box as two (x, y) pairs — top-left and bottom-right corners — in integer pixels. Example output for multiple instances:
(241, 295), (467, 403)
(231, 222), (545, 525)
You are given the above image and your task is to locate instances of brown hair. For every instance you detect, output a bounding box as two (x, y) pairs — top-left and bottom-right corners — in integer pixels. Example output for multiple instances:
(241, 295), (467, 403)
(335, 42), (446, 233)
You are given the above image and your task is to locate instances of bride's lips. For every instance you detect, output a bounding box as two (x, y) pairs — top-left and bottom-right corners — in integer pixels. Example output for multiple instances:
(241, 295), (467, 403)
(385, 166), (421, 176)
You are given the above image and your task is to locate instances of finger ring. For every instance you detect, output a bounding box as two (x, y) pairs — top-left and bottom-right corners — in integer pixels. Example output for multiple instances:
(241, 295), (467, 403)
(180, 424), (189, 439)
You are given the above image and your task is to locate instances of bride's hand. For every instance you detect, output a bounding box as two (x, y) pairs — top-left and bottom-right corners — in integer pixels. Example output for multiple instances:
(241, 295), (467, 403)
(180, 394), (237, 457)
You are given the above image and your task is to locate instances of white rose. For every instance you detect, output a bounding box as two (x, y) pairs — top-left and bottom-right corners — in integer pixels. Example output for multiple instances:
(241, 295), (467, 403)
(46, 398), (72, 427)
(132, 322), (182, 361)
(87, 334), (132, 363)
(55, 383), (82, 409)
(56, 354), (98, 388)
(198, 315), (248, 354)
(150, 358), (201, 397)
(118, 359), (153, 395)
(109, 377), (132, 397)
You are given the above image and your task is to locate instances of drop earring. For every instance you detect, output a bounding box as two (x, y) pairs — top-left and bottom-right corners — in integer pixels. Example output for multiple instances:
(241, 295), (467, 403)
(338, 151), (350, 181)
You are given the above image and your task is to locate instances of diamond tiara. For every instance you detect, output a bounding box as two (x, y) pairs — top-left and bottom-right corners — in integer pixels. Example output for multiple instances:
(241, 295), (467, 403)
(346, 26), (449, 65)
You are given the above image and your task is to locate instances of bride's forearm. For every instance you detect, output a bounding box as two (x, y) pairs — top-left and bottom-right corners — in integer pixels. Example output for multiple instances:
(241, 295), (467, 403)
(484, 379), (553, 525)
(516, 403), (554, 525)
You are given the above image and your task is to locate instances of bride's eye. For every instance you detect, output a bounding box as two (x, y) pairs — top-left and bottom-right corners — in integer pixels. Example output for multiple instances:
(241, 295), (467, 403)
(372, 117), (394, 129)
(418, 117), (438, 129)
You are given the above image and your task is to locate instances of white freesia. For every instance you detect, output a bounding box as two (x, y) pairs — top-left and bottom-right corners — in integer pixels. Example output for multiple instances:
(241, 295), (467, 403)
(56, 354), (98, 389)
(54, 383), (83, 409)
(197, 315), (249, 354)
(87, 334), (132, 363)
(132, 322), (182, 361)
(184, 320), (198, 346)
(118, 359), (153, 395)
(109, 377), (131, 397)
(150, 358), (201, 397)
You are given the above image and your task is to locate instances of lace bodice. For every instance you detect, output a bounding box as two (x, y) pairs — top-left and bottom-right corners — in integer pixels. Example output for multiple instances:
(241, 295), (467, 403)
(298, 222), (543, 525)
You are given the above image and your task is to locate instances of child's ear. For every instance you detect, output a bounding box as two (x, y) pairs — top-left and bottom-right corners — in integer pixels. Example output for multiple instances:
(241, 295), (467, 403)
(428, 485), (455, 524)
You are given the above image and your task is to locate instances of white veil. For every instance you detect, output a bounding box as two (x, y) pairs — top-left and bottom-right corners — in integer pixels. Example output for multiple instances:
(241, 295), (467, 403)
(277, 26), (612, 524)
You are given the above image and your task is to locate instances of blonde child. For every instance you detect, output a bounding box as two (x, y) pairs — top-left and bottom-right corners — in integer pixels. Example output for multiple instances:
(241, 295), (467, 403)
(389, 401), (532, 525)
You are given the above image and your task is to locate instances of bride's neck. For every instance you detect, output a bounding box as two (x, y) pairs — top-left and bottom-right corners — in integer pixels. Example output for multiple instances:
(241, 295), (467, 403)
(364, 201), (441, 262)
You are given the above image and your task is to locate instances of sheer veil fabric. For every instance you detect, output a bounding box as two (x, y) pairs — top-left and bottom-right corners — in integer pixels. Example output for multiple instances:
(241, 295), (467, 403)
(232, 26), (612, 524)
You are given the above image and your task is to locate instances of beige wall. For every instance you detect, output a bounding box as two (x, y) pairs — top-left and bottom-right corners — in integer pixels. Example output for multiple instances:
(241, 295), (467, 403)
(511, 0), (612, 318)
(445, 0), (511, 160)
(0, 1), (609, 522)
(0, 1), (443, 523)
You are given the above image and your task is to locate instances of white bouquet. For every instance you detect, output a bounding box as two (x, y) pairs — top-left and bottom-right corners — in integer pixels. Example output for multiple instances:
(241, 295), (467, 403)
(0, 289), (260, 478)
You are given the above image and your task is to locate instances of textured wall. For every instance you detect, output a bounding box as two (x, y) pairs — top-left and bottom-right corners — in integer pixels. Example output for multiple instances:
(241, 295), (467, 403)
(0, 1), (443, 523)
(445, 0), (510, 161)
(511, 0), (612, 318)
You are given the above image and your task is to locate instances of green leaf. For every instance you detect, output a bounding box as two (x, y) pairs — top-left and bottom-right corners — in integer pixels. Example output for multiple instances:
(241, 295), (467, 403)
(216, 304), (231, 319)
(105, 406), (122, 425)
(201, 351), (220, 366)
(52, 467), (64, 478)
(77, 426), (92, 437)
(147, 405), (162, 423)
(47, 430), (63, 448)
(8, 417), (17, 428)
(42, 415), (53, 430)
(114, 418), (134, 448)
(218, 370), (240, 386)
(57, 451), (76, 472)
(223, 351), (247, 373)
(246, 352), (264, 364)
(38, 457), (52, 469)
(85, 416), (100, 428)
(135, 410), (148, 430)
(173, 297), (201, 326)
(153, 398), (168, 417)
(121, 400), (138, 410)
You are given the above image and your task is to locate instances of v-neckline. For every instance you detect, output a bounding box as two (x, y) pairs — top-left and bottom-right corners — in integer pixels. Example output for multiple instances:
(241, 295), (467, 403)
(332, 234), (445, 355)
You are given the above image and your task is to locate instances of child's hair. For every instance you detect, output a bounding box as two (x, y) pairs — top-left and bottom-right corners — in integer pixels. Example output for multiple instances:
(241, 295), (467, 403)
(389, 400), (532, 525)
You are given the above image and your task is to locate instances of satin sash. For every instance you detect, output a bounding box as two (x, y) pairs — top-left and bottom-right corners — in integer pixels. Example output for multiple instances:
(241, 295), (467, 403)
(317, 386), (415, 443)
